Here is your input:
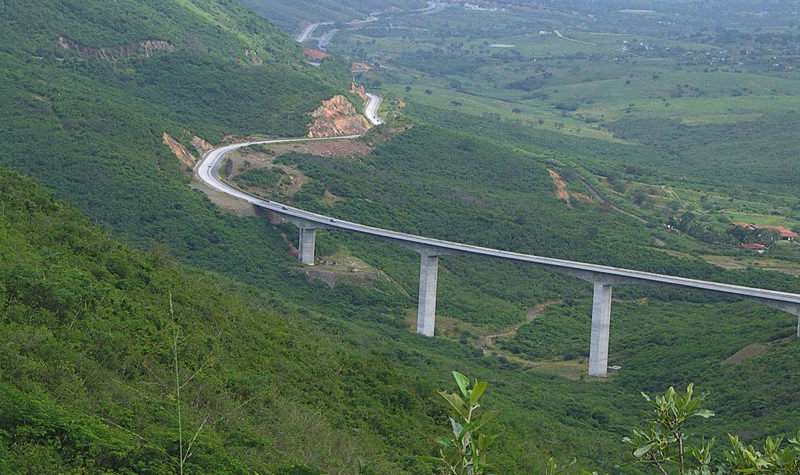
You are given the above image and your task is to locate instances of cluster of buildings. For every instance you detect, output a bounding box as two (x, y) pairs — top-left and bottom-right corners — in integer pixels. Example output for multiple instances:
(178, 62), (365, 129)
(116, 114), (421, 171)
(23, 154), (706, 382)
(732, 222), (798, 252)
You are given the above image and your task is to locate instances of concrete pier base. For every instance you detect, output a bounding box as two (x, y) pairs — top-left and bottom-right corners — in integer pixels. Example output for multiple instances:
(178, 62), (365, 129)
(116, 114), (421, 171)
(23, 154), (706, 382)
(298, 228), (317, 265)
(588, 282), (613, 377)
(416, 253), (439, 337)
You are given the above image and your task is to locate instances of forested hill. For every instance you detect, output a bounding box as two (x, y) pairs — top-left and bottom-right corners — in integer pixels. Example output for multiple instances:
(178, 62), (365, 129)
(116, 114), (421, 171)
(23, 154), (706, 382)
(1, 0), (300, 62)
(0, 0), (353, 258)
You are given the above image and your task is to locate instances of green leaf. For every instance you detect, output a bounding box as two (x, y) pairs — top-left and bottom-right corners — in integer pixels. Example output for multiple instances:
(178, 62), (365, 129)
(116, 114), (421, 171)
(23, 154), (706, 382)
(633, 442), (657, 458)
(470, 381), (488, 405)
(695, 409), (715, 418)
(439, 391), (468, 419)
(453, 371), (470, 398)
(435, 436), (453, 449)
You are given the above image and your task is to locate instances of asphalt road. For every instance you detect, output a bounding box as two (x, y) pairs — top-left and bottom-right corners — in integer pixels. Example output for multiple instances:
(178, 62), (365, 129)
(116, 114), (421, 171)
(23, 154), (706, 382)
(296, 23), (318, 42)
(364, 93), (384, 125)
(194, 140), (800, 309)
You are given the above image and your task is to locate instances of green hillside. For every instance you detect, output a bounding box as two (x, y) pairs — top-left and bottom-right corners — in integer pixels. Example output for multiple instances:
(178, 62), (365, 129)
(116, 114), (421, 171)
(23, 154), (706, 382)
(236, 0), (427, 29)
(0, 167), (446, 473)
(2, 0), (800, 472)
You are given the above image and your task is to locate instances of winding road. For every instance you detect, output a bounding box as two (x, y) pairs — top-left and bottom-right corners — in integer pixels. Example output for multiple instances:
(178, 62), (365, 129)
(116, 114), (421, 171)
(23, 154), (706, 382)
(364, 93), (384, 125)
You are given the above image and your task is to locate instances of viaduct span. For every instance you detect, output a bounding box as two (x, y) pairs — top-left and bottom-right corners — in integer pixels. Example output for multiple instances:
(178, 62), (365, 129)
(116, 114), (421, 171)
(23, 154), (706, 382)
(196, 139), (800, 377)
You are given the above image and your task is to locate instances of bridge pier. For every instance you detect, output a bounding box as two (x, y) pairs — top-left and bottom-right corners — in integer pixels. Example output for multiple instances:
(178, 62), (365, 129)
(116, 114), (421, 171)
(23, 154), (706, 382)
(588, 281), (613, 377)
(416, 252), (439, 337)
(298, 227), (317, 265)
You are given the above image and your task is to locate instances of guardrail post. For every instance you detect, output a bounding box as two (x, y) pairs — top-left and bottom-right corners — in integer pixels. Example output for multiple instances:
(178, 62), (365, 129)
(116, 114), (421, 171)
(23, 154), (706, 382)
(298, 227), (317, 265)
(588, 281), (613, 377)
(416, 252), (439, 337)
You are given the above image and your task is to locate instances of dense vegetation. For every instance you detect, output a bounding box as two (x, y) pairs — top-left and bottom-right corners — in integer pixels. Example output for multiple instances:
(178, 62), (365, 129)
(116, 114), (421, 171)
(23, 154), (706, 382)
(2, 0), (800, 472)
(0, 168), (452, 473)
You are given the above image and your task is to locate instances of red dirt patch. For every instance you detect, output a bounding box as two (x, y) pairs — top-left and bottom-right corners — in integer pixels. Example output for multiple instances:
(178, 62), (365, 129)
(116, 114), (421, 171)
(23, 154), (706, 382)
(548, 169), (570, 204)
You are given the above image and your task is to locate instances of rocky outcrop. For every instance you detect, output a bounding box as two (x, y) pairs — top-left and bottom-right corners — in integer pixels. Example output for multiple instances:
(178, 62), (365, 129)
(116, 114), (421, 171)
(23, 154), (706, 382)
(350, 82), (368, 102)
(191, 136), (214, 156)
(57, 37), (176, 62)
(162, 133), (196, 168)
(307, 95), (372, 138)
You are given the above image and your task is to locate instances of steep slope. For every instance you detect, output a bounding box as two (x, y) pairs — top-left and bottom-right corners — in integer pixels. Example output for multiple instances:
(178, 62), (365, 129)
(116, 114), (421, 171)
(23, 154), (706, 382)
(0, 0), (354, 299)
(0, 168), (450, 473)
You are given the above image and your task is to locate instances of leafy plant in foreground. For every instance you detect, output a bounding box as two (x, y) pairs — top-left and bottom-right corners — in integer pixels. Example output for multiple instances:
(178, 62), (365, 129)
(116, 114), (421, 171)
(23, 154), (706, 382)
(430, 371), (497, 475)
(624, 383), (715, 474)
(625, 384), (800, 474)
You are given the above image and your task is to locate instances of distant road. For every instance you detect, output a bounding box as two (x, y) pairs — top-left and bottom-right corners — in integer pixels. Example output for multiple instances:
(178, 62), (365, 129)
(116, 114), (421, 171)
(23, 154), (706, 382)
(364, 93), (384, 125)
(295, 19), (384, 124)
(296, 22), (333, 42)
(553, 30), (598, 46)
(296, 23), (318, 42)
(318, 28), (339, 50)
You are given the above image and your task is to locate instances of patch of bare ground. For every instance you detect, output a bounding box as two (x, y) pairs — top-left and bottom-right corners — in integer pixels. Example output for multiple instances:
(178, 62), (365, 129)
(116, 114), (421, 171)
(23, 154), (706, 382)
(548, 169), (570, 204)
(320, 190), (344, 207)
(163, 133), (196, 168)
(702, 255), (800, 277)
(225, 148), (307, 198)
(189, 182), (255, 216)
(402, 302), (612, 380)
(477, 301), (558, 353)
(722, 343), (769, 365)
(257, 139), (372, 159)
(303, 253), (406, 292)
(307, 140), (371, 157)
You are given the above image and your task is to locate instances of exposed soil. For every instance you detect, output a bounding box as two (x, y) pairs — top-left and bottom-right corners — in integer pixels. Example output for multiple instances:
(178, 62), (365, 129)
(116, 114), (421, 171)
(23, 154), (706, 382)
(307, 140), (371, 157)
(57, 37), (176, 62)
(189, 182), (255, 216)
(548, 169), (570, 204)
(722, 343), (769, 365)
(191, 136), (214, 156)
(303, 254), (404, 292)
(477, 301), (557, 354)
(308, 95), (372, 138)
(162, 133), (196, 168)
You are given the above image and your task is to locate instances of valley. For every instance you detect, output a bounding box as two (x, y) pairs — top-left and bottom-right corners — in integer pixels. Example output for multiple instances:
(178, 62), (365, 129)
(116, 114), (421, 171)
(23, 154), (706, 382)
(1, 0), (800, 473)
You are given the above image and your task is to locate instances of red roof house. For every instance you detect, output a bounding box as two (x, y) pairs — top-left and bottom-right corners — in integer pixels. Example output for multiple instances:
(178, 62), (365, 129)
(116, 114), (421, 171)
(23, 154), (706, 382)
(303, 48), (330, 60)
(732, 222), (798, 241)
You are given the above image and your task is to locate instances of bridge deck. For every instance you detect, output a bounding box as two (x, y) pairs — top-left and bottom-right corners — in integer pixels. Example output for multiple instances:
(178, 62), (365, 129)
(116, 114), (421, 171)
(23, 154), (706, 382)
(198, 140), (800, 309)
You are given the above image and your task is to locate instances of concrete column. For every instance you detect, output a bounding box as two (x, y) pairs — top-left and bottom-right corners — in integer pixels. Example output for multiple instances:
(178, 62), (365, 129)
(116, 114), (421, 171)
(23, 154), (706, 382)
(588, 282), (613, 377)
(298, 228), (317, 265)
(416, 253), (439, 337)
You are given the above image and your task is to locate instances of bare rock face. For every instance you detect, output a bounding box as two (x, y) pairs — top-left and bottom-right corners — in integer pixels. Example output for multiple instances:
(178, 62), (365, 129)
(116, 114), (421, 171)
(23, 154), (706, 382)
(57, 37), (176, 62)
(191, 136), (214, 155)
(307, 95), (371, 138)
(162, 133), (196, 168)
(350, 82), (368, 102)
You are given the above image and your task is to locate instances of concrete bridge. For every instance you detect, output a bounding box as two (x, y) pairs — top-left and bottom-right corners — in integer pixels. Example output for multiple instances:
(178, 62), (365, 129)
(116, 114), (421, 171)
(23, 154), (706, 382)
(196, 139), (800, 377)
